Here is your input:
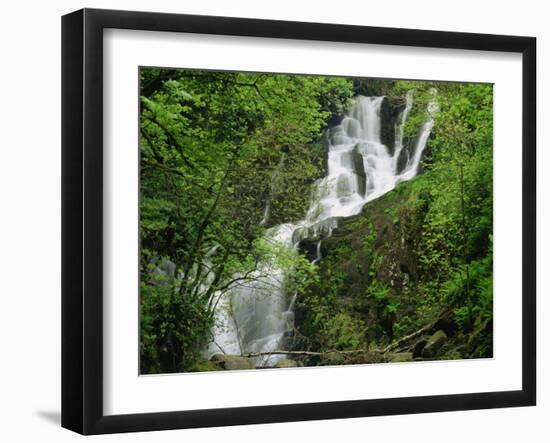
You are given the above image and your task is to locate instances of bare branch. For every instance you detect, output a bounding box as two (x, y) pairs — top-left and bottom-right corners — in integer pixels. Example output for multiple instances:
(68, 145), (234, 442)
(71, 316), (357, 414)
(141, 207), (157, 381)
(240, 350), (373, 358)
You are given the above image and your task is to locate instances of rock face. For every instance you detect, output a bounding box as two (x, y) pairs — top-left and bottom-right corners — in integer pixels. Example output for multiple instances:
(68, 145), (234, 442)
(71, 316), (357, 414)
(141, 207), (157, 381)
(210, 354), (255, 370)
(395, 137), (414, 175)
(302, 181), (427, 344)
(422, 330), (448, 358)
(351, 81), (402, 150)
(379, 97), (399, 152)
(293, 155), (492, 363)
(297, 238), (321, 263)
(339, 146), (367, 196)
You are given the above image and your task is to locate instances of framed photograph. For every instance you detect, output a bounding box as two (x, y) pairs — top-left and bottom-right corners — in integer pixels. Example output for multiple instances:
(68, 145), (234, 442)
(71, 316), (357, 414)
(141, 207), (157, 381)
(62, 8), (536, 435)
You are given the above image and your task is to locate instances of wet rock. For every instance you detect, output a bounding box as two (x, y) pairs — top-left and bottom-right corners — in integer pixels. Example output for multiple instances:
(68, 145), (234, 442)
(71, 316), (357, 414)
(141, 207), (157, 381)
(297, 238), (320, 262)
(274, 359), (299, 368)
(396, 141), (412, 174)
(380, 97), (397, 152)
(292, 218), (339, 244)
(191, 360), (223, 372)
(210, 354), (255, 370)
(413, 339), (427, 358)
(352, 148), (367, 196)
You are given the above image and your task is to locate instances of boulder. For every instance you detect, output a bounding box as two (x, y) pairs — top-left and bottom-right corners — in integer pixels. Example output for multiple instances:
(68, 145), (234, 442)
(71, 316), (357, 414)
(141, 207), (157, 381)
(440, 349), (463, 361)
(210, 354), (255, 370)
(412, 339), (427, 358)
(191, 360), (223, 372)
(422, 330), (448, 358)
(386, 352), (413, 363)
(274, 359), (299, 368)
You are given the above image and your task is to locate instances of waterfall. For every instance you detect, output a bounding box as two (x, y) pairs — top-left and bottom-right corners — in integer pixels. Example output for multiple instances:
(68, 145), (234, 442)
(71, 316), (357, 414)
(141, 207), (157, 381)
(206, 90), (438, 367)
(393, 90), (414, 173)
(312, 240), (322, 265)
(206, 223), (296, 366)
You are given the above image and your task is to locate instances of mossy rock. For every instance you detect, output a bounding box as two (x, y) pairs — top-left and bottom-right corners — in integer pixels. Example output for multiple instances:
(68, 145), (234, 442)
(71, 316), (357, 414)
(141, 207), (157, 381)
(274, 359), (299, 368)
(422, 330), (448, 358)
(413, 338), (427, 358)
(189, 360), (223, 372)
(439, 349), (463, 361)
(386, 352), (414, 363)
(210, 354), (255, 370)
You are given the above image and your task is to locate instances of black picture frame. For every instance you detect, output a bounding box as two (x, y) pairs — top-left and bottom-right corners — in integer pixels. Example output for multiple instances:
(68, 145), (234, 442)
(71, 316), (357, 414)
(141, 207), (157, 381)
(62, 8), (536, 435)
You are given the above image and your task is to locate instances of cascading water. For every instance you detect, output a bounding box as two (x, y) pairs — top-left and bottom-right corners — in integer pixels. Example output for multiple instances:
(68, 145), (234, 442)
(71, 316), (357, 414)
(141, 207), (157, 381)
(206, 90), (438, 367)
(392, 90), (414, 174)
(206, 223), (297, 366)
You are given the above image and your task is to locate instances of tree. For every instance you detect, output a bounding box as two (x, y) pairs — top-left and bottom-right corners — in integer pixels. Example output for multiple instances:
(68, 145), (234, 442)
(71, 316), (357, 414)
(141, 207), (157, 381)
(139, 69), (354, 373)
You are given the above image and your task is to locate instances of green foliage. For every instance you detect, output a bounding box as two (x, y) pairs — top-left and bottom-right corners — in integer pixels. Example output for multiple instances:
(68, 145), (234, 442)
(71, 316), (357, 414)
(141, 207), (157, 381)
(296, 80), (493, 359)
(140, 68), (494, 370)
(322, 313), (368, 351)
(140, 258), (214, 374)
(139, 68), (354, 373)
(399, 81), (493, 350)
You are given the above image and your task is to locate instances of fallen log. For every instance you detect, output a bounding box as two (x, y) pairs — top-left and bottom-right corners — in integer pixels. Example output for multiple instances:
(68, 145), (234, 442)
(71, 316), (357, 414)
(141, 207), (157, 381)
(241, 349), (371, 358)
(381, 320), (437, 353)
(240, 314), (445, 360)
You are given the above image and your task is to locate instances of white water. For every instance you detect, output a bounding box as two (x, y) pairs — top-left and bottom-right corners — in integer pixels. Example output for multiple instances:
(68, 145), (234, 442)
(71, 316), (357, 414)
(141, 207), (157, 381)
(392, 90), (414, 173)
(206, 91), (438, 367)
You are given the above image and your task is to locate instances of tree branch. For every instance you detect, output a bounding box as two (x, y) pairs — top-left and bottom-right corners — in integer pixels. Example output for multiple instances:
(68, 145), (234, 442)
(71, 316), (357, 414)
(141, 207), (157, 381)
(240, 350), (373, 358)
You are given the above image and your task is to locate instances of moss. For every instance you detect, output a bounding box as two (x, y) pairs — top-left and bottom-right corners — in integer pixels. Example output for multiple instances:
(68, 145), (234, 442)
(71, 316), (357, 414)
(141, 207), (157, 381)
(385, 352), (414, 363)
(269, 139), (326, 226)
(297, 168), (479, 352)
(188, 359), (224, 372)
(295, 176), (431, 348)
